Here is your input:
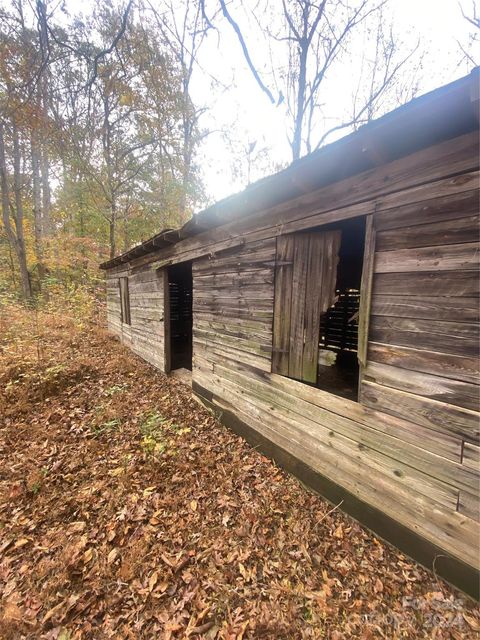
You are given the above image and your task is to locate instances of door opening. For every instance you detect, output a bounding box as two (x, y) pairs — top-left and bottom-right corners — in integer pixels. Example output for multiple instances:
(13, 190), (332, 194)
(272, 216), (366, 402)
(317, 216), (366, 401)
(166, 261), (193, 372)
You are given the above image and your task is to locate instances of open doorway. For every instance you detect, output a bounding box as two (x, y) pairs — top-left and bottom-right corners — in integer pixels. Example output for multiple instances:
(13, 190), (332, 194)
(317, 216), (366, 401)
(166, 261), (193, 372)
(272, 216), (367, 402)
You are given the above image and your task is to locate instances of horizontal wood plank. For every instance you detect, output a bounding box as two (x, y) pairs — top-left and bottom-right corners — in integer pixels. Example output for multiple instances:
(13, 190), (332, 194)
(457, 491), (480, 522)
(376, 214), (479, 251)
(360, 380), (480, 443)
(363, 361), (479, 411)
(369, 316), (479, 357)
(462, 442), (480, 471)
(370, 295), (479, 323)
(368, 342), (479, 385)
(196, 373), (480, 568)
(373, 270), (479, 297)
(374, 188), (479, 232)
(374, 242), (479, 273)
(204, 356), (462, 462)
(213, 363), (476, 494)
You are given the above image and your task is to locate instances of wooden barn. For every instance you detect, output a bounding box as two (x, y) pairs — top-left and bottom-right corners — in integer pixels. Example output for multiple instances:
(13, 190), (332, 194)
(100, 70), (480, 598)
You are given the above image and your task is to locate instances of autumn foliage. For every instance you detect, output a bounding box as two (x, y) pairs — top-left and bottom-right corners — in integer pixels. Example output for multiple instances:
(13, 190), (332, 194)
(0, 0), (205, 303)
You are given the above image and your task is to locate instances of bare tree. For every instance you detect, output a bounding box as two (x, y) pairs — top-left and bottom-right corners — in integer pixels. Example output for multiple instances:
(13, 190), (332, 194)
(218, 0), (275, 104)
(315, 6), (421, 148)
(31, 129), (46, 280)
(277, 0), (422, 159)
(458, 1), (480, 66)
(143, 0), (211, 221)
(204, 0), (422, 161)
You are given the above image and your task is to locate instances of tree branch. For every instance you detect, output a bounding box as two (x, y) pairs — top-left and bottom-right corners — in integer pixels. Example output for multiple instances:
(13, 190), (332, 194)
(218, 0), (276, 104)
(86, 0), (134, 89)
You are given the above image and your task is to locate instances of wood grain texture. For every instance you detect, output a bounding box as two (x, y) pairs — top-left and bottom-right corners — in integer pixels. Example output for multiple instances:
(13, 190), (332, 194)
(211, 369), (459, 510)
(363, 361), (479, 411)
(193, 241), (275, 374)
(360, 380), (480, 443)
(374, 188), (479, 233)
(369, 316), (479, 357)
(367, 342), (479, 385)
(195, 369), (480, 568)
(212, 363), (476, 491)
(289, 235), (310, 380)
(458, 491), (480, 522)
(272, 235), (295, 377)
(358, 215), (375, 366)
(370, 295), (479, 323)
(374, 242), (479, 273)
(273, 230), (341, 383)
(462, 442), (480, 471)
(375, 214), (479, 251)
(373, 270), (479, 297)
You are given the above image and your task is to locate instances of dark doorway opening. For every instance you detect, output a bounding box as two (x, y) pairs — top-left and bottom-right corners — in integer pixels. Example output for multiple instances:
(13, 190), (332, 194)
(316, 216), (366, 401)
(167, 261), (193, 372)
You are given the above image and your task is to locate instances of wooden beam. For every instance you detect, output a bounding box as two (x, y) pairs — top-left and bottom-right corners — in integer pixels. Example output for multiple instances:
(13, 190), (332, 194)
(470, 67), (480, 124)
(162, 230), (180, 244)
(357, 214), (376, 367)
(152, 237), (170, 248)
(163, 268), (171, 374)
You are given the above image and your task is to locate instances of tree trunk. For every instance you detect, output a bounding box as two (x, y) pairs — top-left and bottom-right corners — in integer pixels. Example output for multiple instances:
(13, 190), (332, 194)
(0, 121), (32, 299)
(292, 43), (308, 161)
(180, 90), (193, 223)
(31, 134), (46, 283)
(109, 199), (116, 259)
(40, 145), (51, 235)
(123, 215), (129, 252)
(102, 95), (117, 260)
(8, 244), (17, 288)
(39, 10), (51, 235)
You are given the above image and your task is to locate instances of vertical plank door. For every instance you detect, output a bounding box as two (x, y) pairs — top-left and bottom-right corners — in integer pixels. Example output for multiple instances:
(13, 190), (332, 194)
(273, 230), (341, 383)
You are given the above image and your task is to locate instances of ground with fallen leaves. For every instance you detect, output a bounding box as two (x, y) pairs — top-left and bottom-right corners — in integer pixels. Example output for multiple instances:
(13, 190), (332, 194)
(0, 304), (479, 639)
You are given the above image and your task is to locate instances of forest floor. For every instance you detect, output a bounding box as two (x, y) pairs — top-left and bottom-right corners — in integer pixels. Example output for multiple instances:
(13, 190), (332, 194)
(0, 305), (479, 640)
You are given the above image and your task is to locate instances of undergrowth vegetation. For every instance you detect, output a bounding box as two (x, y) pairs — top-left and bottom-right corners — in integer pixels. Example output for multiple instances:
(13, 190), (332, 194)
(0, 301), (479, 639)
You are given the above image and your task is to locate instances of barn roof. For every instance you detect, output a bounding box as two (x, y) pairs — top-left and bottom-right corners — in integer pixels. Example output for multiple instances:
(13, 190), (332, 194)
(100, 67), (479, 271)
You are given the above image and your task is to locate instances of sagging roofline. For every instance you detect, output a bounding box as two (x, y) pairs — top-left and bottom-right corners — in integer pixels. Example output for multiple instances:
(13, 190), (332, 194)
(99, 68), (479, 271)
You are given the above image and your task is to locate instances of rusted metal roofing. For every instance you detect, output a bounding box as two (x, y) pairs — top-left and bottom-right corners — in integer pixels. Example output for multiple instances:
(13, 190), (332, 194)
(100, 68), (479, 271)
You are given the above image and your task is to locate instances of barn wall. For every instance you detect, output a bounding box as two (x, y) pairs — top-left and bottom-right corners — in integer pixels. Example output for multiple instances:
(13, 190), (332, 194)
(192, 247), (479, 572)
(190, 140), (479, 572)
(363, 194), (479, 526)
(192, 239), (276, 376)
(106, 272), (123, 337)
(106, 265), (165, 371)
(106, 131), (479, 576)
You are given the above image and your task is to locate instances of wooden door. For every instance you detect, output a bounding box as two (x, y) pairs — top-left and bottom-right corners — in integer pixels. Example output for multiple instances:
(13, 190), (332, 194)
(272, 230), (341, 383)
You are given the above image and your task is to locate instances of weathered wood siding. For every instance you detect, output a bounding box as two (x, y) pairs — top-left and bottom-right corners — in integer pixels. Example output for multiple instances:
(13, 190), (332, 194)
(106, 266), (165, 371)
(190, 135), (479, 570)
(106, 131), (479, 572)
(361, 188), (480, 526)
(192, 239), (276, 375)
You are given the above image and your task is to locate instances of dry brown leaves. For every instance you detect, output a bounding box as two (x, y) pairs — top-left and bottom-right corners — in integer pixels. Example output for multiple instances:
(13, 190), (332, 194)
(0, 306), (479, 639)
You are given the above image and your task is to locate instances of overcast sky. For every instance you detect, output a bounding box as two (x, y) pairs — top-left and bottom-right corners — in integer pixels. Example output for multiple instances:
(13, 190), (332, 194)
(189, 0), (477, 204)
